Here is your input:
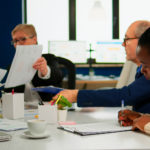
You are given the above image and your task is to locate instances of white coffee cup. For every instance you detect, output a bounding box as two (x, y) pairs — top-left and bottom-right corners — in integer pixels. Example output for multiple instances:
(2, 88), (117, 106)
(27, 119), (47, 136)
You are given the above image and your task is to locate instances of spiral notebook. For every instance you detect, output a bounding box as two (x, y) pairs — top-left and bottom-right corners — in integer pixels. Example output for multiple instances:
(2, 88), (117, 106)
(58, 121), (132, 136)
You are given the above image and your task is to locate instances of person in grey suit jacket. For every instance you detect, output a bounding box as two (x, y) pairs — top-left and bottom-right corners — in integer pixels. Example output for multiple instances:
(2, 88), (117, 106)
(5, 24), (63, 101)
(53, 20), (150, 113)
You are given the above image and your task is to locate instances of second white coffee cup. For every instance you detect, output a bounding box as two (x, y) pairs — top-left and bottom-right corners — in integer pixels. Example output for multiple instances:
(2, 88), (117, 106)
(27, 119), (47, 136)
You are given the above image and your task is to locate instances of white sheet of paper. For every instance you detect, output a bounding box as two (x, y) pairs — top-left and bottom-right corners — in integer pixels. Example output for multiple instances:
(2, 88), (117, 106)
(0, 68), (7, 82)
(5, 45), (43, 88)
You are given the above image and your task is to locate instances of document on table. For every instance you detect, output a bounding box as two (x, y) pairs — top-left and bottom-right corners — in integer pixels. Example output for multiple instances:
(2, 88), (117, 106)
(58, 121), (132, 136)
(0, 68), (7, 82)
(5, 45), (43, 88)
(0, 119), (27, 131)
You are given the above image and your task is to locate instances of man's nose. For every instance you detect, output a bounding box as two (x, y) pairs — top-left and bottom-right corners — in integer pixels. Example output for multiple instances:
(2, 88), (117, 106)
(122, 42), (125, 47)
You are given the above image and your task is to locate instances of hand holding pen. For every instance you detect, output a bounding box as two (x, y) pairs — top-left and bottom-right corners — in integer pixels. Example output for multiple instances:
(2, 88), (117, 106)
(118, 109), (142, 126)
(50, 95), (72, 110)
(120, 99), (124, 126)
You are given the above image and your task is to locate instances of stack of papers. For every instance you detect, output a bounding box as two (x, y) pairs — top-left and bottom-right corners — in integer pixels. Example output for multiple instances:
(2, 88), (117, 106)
(58, 121), (132, 136)
(0, 119), (27, 131)
(0, 132), (12, 141)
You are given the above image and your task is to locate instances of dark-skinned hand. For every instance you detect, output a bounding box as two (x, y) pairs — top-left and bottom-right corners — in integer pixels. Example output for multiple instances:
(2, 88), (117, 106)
(118, 109), (142, 126)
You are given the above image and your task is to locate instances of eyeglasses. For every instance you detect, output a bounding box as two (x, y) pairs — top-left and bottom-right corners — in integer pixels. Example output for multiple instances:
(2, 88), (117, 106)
(123, 37), (139, 46)
(11, 36), (34, 45)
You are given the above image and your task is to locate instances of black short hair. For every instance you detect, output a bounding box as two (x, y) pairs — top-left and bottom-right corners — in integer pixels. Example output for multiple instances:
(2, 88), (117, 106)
(138, 27), (150, 54)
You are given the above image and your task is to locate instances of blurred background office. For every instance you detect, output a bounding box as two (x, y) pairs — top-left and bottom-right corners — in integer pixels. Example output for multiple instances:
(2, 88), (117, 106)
(1, 0), (150, 90)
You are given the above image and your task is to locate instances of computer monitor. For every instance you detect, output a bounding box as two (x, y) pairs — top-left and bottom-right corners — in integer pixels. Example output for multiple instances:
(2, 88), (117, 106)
(48, 41), (87, 64)
(95, 41), (126, 63)
(48, 40), (126, 64)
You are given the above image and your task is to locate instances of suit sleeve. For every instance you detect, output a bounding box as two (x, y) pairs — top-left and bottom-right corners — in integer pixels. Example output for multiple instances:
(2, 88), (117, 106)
(32, 54), (63, 87)
(77, 75), (150, 113)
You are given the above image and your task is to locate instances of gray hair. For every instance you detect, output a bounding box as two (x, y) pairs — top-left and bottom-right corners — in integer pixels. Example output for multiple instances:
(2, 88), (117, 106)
(135, 21), (150, 38)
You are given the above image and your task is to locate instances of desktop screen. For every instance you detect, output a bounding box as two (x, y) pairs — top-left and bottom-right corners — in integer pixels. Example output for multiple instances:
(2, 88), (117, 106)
(95, 41), (126, 63)
(48, 40), (126, 64)
(49, 41), (87, 63)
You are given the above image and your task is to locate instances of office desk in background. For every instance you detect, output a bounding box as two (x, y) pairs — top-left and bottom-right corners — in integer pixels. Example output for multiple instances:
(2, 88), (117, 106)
(62, 63), (121, 90)
(74, 63), (122, 89)
(1, 107), (150, 150)
(75, 79), (118, 89)
(63, 75), (118, 89)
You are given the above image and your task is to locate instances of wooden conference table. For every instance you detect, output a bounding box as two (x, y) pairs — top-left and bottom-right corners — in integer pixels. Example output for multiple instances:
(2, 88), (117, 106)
(1, 106), (150, 150)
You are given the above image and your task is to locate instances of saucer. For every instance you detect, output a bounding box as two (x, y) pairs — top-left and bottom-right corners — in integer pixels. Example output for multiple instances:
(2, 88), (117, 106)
(22, 131), (50, 139)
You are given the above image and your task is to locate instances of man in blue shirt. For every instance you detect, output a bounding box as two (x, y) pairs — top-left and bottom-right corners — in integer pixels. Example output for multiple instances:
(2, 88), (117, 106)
(54, 20), (150, 113)
(118, 27), (150, 134)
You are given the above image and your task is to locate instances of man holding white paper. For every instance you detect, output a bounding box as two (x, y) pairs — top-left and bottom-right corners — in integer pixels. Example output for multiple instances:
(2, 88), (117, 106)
(4, 24), (63, 101)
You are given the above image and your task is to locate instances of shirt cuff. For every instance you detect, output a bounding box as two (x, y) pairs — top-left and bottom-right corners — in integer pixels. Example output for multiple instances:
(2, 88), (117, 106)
(144, 122), (150, 134)
(38, 66), (51, 79)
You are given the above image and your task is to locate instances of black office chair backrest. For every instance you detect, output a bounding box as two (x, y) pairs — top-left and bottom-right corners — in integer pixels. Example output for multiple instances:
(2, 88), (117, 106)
(57, 56), (76, 89)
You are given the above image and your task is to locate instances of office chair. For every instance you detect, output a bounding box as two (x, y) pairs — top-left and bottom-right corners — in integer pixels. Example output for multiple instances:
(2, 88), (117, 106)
(98, 60), (137, 90)
(116, 60), (137, 88)
(57, 56), (76, 89)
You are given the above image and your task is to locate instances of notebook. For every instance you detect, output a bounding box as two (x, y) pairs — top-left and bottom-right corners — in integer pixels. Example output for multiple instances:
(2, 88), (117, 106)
(58, 121), (132, 136)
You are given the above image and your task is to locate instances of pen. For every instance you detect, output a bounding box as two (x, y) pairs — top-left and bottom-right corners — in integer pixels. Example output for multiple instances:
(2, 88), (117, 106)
(12, 89), (14, 95)
(120, 99), (124, 126)
(121, 99), (124, 111)
(50, 95), (62, 106)
(55, 95), (62, 104)
(50, 100), (56, 106)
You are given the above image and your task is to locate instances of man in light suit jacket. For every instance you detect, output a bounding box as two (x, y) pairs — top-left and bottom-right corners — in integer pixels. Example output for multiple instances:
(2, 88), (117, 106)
(54, 20), (150, 113)
(5, 24), (63, 101)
